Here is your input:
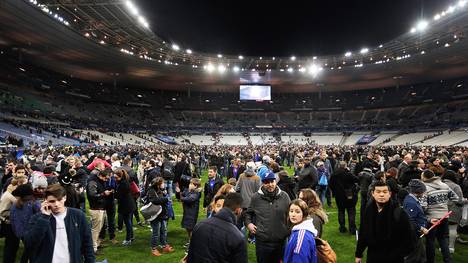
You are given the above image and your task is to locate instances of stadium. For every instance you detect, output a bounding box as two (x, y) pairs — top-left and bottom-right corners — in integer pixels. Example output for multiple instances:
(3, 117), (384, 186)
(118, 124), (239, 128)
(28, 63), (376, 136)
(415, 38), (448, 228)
(0, 0), (468, 262)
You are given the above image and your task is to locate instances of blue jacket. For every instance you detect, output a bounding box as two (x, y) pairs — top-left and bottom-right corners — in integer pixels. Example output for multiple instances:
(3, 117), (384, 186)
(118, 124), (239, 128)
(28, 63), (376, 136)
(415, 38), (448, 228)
(24, 208), (95, 263)
(10, 200), (41, 238)
(403, 193), (427, 235)
(284, 219), (318, 263)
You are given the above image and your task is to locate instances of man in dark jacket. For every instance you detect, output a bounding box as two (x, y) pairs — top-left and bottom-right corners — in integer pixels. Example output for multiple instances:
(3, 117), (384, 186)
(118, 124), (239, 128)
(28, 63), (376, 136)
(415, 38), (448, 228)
(355, 180), (415, 263)
(24, 184), (94, 263)
(203, 166), (224, 216)
(329, 161), (359, 234)
(188, 193), (247, 263)
(297, 157), (318, 191)
(86, 168), (112, 253)
(245, 171), (291, 263)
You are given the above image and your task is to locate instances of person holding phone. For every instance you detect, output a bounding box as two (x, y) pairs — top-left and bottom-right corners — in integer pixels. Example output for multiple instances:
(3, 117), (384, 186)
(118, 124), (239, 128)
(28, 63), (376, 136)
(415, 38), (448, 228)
(86, 168), (112, 254)
(24, 184), (94, 263)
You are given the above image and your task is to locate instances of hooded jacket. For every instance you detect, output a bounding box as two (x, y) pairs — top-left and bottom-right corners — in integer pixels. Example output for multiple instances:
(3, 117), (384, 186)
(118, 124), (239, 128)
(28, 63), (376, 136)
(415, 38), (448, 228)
(245, 186), (291, 243)
(284, 219), (318, 263)
(235, 170), (261, 208)
(421, 177), (459, 219)
(187, 208), (247, 263)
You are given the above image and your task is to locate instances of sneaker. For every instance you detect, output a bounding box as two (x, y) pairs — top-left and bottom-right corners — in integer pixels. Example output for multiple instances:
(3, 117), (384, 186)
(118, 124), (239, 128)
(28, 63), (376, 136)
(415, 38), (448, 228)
(118, 229), (123, 233)
(449, 248), (455, 254)
(122, 240), (132, 246)
(183, 242), (190, 248)
(151, 248), (162, 256)
(339, 226), (347, 233)
(162, 245), (175, 253)
(457, 237), (468, 244)
(94, 249), (104, 256)
(247, 238), (256, 244)
(137, 221), (144, 227)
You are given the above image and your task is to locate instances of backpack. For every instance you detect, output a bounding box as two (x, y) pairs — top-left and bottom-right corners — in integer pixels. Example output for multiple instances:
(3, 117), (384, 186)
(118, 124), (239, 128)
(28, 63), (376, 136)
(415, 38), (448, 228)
(318, 171), (328, 186)
(315, 237), (337, 263)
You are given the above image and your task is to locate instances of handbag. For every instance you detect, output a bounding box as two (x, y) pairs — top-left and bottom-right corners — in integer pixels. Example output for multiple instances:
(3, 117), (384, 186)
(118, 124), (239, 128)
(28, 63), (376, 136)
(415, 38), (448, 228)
(315, 237), (337, 263)
(130, 181), (140, 197)
(140, 202), (162, 222)
(315, 237), (336, 263)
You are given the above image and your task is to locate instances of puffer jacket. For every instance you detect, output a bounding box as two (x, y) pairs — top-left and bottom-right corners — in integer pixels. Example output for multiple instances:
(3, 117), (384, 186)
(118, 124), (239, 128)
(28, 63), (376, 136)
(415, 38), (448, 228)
(244, 186), (291, 243)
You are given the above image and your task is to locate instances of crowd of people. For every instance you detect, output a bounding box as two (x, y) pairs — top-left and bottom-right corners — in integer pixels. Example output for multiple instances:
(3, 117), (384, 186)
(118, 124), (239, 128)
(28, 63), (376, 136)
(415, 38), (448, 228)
(0, 142), (467, 263)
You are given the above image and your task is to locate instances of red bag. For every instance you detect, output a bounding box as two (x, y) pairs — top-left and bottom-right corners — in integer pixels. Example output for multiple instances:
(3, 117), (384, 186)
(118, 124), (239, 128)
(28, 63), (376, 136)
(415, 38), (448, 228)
(130, 181), (140, 197)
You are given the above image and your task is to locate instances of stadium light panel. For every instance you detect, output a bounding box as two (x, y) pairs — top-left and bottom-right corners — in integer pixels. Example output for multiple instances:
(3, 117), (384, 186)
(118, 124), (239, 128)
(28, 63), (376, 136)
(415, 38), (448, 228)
(238, 55), (244, 60)
(233, 66), (240, 72)
(290, 56), (296, 61)
(287, 67), (294, 72)
(186, 49), (192, 54)
(360, 48), (369, 54)
(217, 65), (226, 73)
(217, 54), (223, 58)
(416, 20), (429, 31)
(172, 44), (180, 51)
(125, 1), (139, 15)
(308, 64), (323, 77)
(204, 64), (215, 72)
(345, 51), (352, 57)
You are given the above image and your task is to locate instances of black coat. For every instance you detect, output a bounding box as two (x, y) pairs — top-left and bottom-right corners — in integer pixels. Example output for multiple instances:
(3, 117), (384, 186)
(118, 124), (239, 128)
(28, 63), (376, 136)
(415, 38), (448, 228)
(277, 176), (296, 200)
(297, 164), (318, 190)
(181, 189), (201, 230)
(356, 200), (415, 263)
(86, 174), (107, 210)
(203, 177), (224, 208)
(187, 208), (247, 263)
(329, 168), (359, 208)
(115, 179), (136, 215)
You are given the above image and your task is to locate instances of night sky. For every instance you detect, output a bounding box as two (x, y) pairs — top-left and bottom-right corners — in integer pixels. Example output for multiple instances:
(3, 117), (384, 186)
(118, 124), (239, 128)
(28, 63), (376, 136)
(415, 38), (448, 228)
(139, 0), (447, 57)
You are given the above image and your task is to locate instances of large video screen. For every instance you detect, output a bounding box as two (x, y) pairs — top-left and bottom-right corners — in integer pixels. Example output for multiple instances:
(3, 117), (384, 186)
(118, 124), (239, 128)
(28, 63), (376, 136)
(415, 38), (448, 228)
(239, 85), (271, 101)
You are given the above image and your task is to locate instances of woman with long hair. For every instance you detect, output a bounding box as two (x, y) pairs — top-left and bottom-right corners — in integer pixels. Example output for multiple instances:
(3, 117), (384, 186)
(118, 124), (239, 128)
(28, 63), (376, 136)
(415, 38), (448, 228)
(298, 188), (328, 238)
(284, 199), (318, 263)
(114, 169), (136, 246)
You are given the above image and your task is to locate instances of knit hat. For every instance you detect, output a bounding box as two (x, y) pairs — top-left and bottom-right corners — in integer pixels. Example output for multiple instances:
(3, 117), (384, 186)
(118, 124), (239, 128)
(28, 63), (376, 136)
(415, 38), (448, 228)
(12, 184), (34, 198)
(262, 171), (276, 182)
(408, 179), (426, 194)
(245, 162), (256, 176)
(32, 173), (48, 190)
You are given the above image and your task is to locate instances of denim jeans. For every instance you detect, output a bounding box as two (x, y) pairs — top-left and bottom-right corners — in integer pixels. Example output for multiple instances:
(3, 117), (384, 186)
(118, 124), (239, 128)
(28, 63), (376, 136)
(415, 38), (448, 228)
(150, 219), (168, 249)
(166, 180), (173, 197)
(316, 185), (328, 206)
(426, 218), (451, 263)
(120, 213), (134, 241)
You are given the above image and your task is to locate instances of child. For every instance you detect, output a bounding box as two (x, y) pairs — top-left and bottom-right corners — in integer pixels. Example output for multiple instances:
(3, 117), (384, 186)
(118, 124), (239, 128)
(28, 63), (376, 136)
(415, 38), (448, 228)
(147, 177), (175, 256)
(284, 199), (318, 263)
(181, 178), (202, 248)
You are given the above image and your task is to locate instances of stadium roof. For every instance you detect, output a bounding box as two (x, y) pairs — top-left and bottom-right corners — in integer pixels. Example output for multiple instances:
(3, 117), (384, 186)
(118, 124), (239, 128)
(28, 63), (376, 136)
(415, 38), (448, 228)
(1, 0), (468, 92)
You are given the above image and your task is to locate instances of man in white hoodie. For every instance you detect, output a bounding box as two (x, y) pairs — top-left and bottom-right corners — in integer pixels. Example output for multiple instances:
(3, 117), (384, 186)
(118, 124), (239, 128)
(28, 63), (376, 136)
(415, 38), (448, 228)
(421, 169), (459, 263)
